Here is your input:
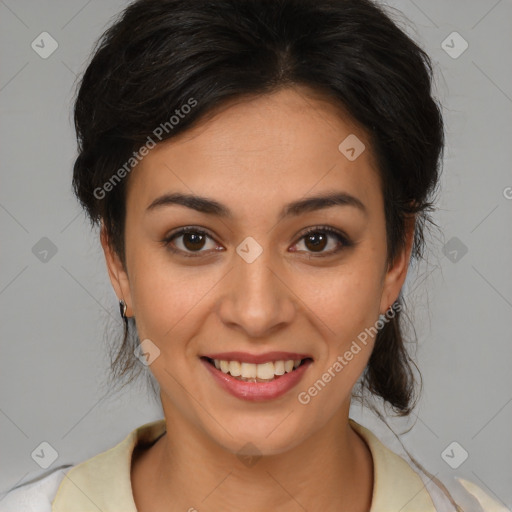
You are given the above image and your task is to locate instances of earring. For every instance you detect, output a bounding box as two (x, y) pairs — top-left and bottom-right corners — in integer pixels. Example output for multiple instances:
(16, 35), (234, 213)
(119, 299), (129, 328)
(381, 302), (395, 316)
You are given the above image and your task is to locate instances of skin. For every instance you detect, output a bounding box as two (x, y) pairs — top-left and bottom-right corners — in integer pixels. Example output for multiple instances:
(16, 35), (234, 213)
(101, 85), (415, 512)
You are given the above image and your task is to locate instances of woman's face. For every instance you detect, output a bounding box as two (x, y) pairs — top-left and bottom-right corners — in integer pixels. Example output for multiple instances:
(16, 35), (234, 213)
(103, 86), (413, 455)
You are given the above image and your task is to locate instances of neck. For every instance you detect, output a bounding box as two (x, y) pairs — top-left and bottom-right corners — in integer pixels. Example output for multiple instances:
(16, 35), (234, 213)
(131, 405), (373, 512)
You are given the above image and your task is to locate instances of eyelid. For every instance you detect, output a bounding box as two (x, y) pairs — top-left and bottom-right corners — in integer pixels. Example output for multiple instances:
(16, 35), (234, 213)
(295, 224), (349, 242)
(161, 226), (221, 258)
(291, 225), (352, 256)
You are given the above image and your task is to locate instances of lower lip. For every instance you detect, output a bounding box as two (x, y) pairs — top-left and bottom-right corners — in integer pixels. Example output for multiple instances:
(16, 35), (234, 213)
(201, 358), (313, 402)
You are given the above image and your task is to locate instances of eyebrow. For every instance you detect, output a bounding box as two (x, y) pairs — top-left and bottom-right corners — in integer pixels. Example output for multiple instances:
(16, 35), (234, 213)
(145, 190), (367, 220)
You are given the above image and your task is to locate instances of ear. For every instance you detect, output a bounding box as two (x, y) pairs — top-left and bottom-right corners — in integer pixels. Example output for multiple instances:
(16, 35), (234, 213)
(100, 221), (133, 317)
(379, 214), (415, 315)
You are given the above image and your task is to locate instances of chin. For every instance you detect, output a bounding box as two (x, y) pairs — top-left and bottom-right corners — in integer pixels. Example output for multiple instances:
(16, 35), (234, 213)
(206, 415), (311, 459)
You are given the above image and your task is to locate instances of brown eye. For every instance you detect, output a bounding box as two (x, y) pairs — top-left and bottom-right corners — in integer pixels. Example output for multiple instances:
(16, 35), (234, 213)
(162, 228), (219, 257)
(291, 226), (352, 256)
(181, 231), (207, 251)
(304, 232), (329, 252)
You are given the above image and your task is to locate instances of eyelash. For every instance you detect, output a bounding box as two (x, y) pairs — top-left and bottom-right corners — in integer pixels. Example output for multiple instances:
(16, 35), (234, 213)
(161, 225), (353, 258)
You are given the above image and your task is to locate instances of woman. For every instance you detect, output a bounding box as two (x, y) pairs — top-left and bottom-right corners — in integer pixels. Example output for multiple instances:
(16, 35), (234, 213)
(2, 0), (506, 510)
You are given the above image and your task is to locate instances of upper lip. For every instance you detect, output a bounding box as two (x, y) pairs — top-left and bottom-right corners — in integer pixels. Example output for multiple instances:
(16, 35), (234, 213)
(201, 351), (313, 364)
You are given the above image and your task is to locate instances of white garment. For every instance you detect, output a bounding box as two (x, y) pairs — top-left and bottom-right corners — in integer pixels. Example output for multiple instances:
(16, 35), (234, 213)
(0, 466), (71, 512)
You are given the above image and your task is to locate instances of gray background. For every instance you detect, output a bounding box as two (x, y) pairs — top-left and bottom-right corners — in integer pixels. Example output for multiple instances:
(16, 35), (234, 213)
(1, 0), (511, 507)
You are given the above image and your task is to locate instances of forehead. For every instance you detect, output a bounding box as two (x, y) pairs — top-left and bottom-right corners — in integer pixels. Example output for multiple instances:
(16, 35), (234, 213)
(125, 87), (382, 218)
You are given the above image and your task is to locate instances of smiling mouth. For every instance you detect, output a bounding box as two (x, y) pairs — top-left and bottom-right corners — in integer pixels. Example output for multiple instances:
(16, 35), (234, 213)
(201, 356), (313, 383)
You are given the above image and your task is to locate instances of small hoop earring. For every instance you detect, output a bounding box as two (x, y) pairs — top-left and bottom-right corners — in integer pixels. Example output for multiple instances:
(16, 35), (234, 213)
(119, 299), (127, 318)
(381, 302), (395, 316)
(119, 299), (129, 328)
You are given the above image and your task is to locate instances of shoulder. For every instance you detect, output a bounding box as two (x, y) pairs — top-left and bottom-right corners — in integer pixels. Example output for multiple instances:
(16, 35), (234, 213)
(51, 419), (166, 512)
(349, 419), (510, 512)
(0, 466), (73, 512)
(1, 420), (165, 512)
(350, 419), (436, 511)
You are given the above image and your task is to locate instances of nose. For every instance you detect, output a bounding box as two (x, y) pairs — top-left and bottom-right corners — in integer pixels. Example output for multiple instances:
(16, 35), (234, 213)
(217, 246), (296, 339)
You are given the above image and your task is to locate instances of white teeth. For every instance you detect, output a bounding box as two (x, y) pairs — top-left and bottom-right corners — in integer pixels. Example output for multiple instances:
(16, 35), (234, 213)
(256, 362), (275, 380)
(228, 360), (241, 376)
(274, 360), (285, 375)
(211, 358), (305, 380)
(240, 362), (257, 379)
(284, 360), (294, 373)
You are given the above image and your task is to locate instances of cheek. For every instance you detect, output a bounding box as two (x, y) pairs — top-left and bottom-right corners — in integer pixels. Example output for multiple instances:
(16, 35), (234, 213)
(312, 265), (383, 337)
(129, 250), (219, 343)
(303, 259), (383, 390)
(297, 270), (381, 411)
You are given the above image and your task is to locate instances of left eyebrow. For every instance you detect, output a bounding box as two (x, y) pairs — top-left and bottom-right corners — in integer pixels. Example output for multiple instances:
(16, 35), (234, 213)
(145, 191), (368, 219)
(279, 191), (368, 220)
